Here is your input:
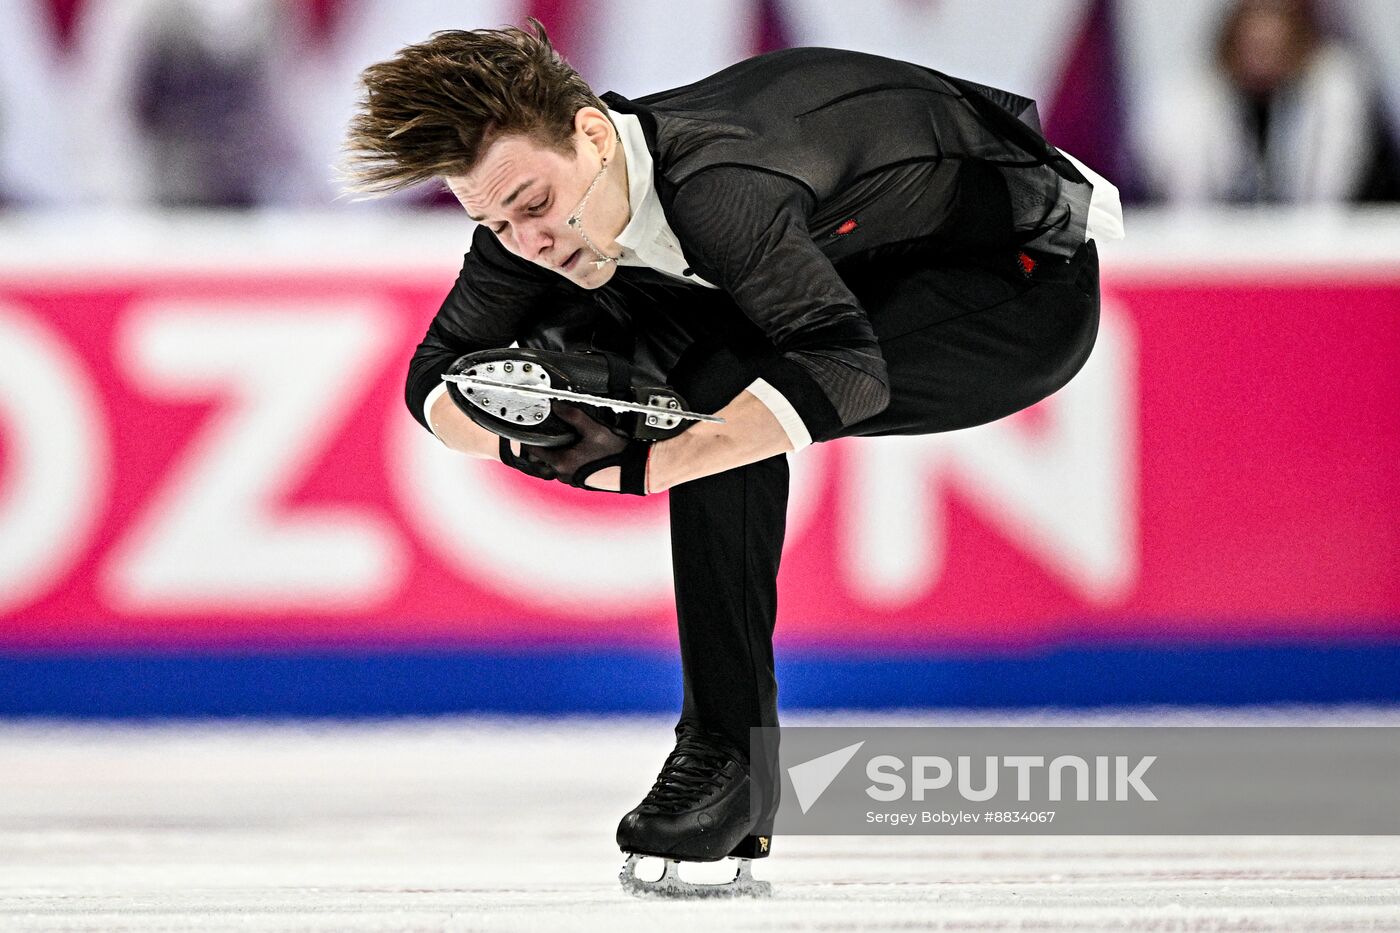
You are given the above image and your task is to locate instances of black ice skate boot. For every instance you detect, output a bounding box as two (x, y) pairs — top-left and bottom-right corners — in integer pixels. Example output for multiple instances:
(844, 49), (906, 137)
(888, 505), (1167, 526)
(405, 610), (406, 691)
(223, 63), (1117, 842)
(616, 726), (773, 898)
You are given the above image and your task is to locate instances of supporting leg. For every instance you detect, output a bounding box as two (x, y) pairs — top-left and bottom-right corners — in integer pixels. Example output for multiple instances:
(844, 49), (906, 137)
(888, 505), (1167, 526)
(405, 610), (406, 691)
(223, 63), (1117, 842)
(669, 452), (789, 751)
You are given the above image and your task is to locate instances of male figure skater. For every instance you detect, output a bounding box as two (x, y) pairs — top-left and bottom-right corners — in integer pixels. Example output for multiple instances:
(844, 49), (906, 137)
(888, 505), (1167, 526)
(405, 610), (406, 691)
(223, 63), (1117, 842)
(344, 20), (1123, 897)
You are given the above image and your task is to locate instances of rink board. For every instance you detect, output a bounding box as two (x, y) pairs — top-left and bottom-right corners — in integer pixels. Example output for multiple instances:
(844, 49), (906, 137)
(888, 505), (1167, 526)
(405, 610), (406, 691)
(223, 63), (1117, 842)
(0, 216), (1395, 714)
(3, 640), (1399, 716)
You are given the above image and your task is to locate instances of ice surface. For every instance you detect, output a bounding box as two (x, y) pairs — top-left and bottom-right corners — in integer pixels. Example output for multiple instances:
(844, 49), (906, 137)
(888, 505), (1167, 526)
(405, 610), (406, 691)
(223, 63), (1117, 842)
(2, 708), (1399, 931)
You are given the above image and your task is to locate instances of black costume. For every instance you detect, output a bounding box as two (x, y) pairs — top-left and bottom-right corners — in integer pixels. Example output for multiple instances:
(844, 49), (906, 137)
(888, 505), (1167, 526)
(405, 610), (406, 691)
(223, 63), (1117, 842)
(408, 46), (1104, 764)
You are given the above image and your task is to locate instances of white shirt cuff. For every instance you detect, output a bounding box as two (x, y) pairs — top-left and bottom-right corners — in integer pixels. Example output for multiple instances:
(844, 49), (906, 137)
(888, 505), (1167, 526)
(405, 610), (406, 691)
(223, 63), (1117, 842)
(1061, 149), (1125, 242)
(745, 377), (812, 451)
(422, 381), (449, 442)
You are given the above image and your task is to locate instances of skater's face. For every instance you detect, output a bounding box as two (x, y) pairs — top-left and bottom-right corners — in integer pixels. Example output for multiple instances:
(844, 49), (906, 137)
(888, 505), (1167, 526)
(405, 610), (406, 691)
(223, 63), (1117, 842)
(446, 108), (629, 290)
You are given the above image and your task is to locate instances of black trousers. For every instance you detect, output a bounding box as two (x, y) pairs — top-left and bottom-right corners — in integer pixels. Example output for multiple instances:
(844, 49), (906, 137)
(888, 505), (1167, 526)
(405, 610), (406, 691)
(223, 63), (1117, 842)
(654, 240), (1101, 751)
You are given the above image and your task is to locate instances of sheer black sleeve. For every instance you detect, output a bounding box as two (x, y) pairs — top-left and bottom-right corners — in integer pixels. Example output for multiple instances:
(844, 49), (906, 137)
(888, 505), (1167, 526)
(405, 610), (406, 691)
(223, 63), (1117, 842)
(406, 224), (565, 431)
(669, 167), (890, 441)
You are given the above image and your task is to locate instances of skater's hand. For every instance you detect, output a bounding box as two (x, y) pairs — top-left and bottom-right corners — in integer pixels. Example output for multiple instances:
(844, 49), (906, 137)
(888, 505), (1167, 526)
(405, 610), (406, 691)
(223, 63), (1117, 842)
(498, 436), (559, 481)
(523, 405), (649, 495)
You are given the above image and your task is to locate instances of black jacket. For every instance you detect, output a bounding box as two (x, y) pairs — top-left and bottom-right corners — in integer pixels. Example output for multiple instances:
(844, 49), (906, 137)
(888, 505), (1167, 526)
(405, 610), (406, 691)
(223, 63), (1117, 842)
(408, 47), (1093, 442)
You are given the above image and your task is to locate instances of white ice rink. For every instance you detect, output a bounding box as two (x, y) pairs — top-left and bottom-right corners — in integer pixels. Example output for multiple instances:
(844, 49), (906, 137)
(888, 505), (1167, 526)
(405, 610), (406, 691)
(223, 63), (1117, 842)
(3, 709), (1400, 932)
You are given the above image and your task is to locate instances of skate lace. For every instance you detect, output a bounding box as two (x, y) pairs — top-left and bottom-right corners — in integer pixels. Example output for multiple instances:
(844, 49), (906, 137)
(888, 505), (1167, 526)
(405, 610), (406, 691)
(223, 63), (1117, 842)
(639, 737), (738, 813)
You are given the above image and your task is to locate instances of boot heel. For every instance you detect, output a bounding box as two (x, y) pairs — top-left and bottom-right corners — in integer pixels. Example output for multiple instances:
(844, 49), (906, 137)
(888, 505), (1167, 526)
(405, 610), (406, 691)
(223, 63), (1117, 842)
(728, 834), (773, 859)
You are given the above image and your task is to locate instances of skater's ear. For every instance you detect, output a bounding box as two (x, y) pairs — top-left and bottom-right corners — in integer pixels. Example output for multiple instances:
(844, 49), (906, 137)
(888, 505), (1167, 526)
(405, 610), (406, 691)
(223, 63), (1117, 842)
(573, 106), (619, 163)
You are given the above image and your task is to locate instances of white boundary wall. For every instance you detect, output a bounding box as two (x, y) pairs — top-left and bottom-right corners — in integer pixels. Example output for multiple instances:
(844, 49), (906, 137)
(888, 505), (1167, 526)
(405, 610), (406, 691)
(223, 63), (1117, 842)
(0, 208), (1397, 279)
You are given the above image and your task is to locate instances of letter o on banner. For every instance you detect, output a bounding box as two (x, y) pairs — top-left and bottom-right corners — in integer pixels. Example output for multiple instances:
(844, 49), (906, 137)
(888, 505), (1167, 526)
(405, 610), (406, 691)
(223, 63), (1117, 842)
(391, 416), (672, 615)
(0, 306), (107, 613)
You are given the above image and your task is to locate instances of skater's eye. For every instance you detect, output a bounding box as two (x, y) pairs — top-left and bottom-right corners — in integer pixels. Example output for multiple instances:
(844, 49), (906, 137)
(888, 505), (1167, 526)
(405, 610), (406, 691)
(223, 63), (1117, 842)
(526, 197), (549, 216)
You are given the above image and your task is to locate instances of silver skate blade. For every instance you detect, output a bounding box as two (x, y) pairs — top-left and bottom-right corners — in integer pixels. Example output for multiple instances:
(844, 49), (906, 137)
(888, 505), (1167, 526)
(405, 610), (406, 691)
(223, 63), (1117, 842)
(442, 373), (725, 424)
(618, 853), (772, 899)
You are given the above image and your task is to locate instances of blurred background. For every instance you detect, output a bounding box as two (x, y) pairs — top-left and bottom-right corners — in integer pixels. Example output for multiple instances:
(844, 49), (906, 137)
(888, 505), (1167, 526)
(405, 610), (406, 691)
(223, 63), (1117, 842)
(0, 0), (1396, 717)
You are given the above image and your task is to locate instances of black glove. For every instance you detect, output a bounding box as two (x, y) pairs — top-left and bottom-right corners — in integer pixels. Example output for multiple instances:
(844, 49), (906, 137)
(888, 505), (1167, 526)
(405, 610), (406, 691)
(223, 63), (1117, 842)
(498, 436), (558, 481)
(523, 404), (650, 495)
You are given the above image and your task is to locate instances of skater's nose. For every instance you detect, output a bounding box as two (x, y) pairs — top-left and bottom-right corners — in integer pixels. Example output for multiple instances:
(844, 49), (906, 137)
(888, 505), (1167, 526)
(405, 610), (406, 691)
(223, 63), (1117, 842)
(515, 220), (553, 262)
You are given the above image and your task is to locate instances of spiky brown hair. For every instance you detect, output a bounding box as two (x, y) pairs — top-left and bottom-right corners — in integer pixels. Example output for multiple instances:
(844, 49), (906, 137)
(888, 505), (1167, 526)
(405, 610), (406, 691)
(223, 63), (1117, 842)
(340, 19), (605, 196)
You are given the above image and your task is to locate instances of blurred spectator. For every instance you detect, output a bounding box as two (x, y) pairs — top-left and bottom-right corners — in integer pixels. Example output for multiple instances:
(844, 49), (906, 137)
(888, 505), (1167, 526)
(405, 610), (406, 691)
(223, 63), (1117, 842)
(69, 0), (303, 208)
(3, 0), (1398, 211)
(132, 5), (280, 207)
(1136, 0), (1398, 204)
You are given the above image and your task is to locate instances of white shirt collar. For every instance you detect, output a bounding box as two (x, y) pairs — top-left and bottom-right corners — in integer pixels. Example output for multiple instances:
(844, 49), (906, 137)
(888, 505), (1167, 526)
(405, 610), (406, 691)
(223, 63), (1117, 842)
(610, 110), (660, 255)
(606, 109), (716, 287)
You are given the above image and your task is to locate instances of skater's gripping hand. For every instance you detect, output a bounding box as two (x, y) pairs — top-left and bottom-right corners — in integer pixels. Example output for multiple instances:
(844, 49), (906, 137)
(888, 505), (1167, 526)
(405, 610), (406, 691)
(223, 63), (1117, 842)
(523, 404), (650, 495)
(498, 437), (559, 482)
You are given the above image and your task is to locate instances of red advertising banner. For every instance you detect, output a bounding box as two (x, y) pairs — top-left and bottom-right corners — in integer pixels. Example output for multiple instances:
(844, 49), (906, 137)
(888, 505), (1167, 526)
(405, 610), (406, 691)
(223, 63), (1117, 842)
(0, 227), (1395, 650)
